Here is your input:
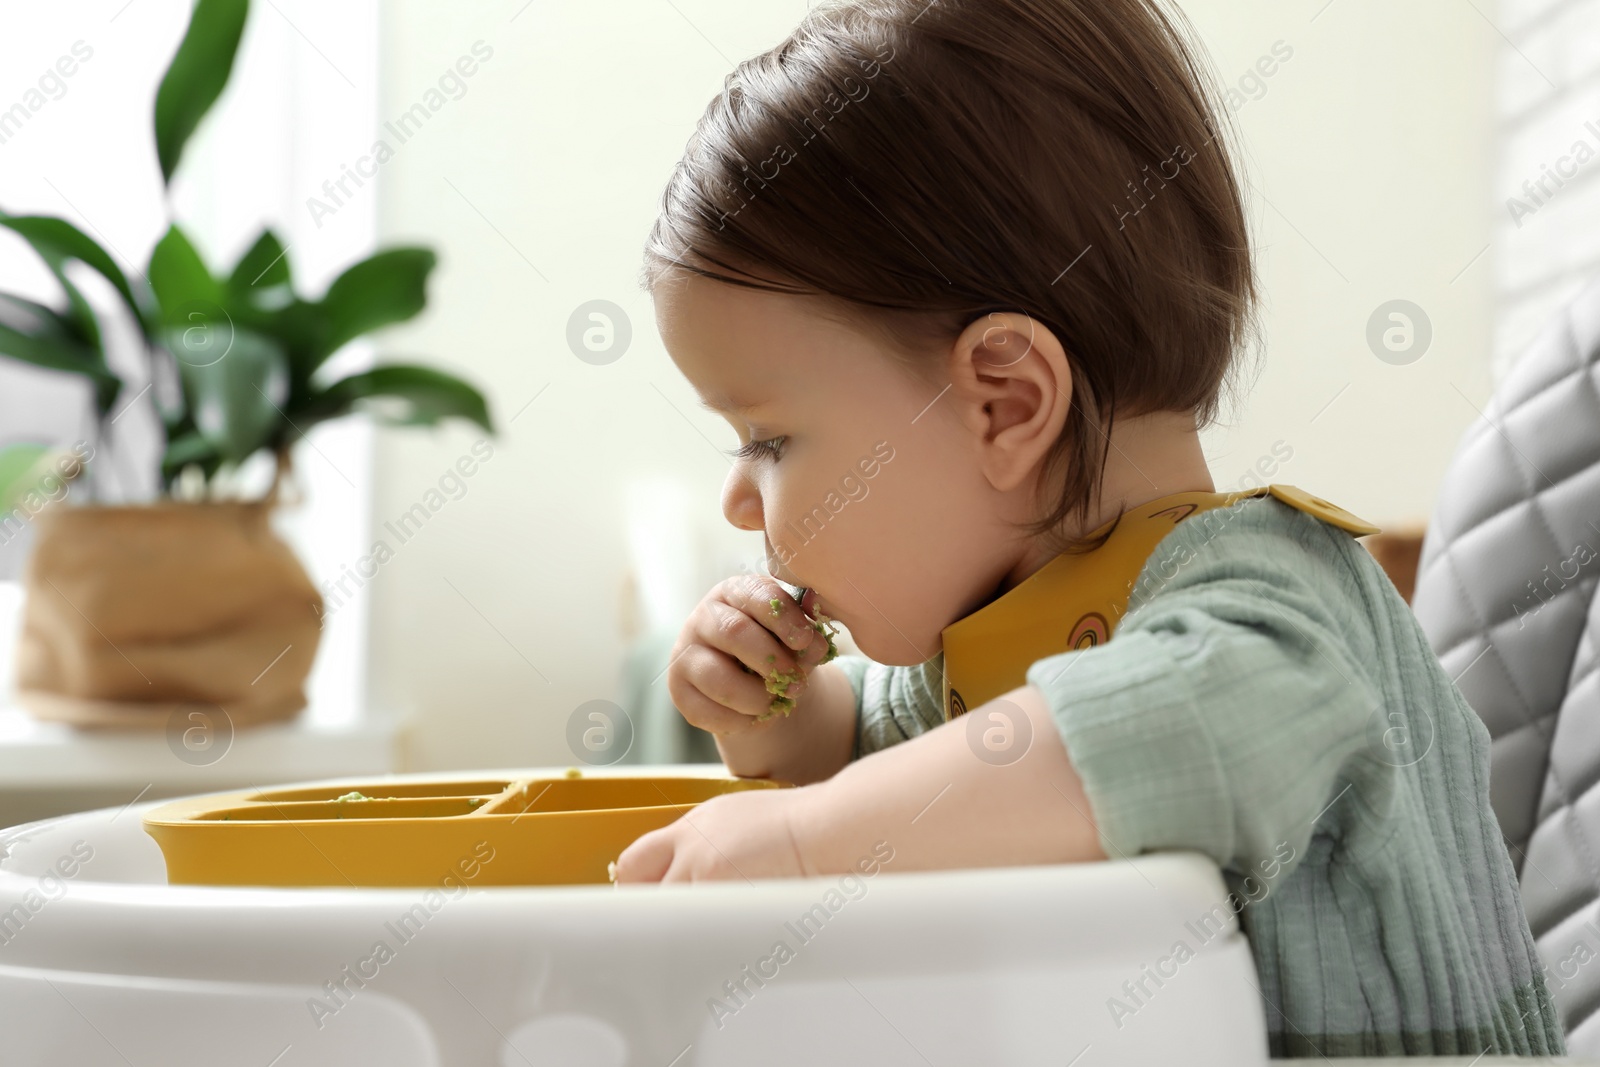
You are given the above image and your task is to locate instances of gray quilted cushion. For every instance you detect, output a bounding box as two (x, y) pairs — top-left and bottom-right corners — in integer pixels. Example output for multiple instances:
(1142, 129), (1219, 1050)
(1411, 273), (1600, 1051)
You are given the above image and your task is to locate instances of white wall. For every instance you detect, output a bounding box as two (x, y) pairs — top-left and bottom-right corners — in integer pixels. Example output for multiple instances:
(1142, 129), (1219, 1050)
(367, 2), (793, 769)
(1179, 0), (1497, 519)
(369, 0), (1500, 770)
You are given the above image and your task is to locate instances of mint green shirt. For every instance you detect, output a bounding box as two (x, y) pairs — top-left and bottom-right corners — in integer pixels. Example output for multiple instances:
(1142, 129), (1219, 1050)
(836, 494), (1565, 1058)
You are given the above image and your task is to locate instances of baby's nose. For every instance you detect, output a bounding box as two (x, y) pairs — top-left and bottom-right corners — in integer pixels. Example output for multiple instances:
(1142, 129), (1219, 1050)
(720, 467), (764, 532)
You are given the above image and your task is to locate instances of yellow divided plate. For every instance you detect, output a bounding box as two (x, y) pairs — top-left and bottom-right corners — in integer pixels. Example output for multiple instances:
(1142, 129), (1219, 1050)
(142, 773), (790, 888)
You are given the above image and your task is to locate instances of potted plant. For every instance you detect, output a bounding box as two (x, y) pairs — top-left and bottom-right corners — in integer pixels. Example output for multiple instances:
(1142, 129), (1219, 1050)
(0, 0), (492, 728)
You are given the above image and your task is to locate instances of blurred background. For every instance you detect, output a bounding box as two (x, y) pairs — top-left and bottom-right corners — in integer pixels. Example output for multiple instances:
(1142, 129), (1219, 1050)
(0, 0), (1592, 824)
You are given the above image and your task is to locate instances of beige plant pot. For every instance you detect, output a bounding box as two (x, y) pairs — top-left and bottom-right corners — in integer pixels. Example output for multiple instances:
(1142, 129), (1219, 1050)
(14, 500), (323, 729)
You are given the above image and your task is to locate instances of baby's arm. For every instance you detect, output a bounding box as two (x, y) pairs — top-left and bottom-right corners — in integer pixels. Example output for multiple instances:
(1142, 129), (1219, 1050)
(795, 683), (1106, 873)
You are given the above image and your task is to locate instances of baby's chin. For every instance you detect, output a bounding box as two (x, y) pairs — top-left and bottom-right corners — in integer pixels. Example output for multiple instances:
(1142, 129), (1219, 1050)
(849, 625), (943, 667)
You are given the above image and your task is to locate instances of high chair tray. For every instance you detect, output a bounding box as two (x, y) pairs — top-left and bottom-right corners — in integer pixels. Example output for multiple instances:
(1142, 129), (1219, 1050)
(142, 771), (787, 887)
(1, 768), (1270, 1067)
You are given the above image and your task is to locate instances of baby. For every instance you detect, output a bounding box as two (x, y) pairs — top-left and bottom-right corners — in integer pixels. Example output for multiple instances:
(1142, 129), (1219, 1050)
(611, 0), (1564, 1057)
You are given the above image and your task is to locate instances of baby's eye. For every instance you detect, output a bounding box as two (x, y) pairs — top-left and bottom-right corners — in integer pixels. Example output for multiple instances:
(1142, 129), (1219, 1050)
(725, 435), (787, 461)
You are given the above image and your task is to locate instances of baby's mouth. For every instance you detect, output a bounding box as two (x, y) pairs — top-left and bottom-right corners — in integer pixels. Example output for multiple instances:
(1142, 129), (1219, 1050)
(768, 575), (828, 621)
(764, 551), (833, 621)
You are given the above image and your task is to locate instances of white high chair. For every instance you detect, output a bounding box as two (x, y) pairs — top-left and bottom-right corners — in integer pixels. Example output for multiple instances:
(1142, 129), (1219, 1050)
(0, 764), (1270, 1066)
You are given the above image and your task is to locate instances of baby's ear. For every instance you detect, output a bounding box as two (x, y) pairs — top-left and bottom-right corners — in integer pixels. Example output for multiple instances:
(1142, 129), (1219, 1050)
(946, 311), (1073, 494)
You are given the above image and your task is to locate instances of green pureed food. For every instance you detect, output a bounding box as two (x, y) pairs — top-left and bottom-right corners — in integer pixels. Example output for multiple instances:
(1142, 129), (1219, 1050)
(754, 608), (841, 721)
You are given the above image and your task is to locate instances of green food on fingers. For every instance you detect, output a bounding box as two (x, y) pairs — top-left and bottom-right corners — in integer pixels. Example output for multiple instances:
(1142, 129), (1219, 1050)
(747, 585), (844, 720)
(756, 615), (840, 720)
(758, 667), (803, 722)
(810, 610), (840, 663)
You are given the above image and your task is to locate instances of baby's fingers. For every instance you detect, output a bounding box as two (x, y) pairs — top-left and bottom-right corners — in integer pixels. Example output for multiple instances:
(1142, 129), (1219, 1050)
(698, 594), (808, 685)
(669, 645), (794, 731)
(719, 575), (816, 655)
(792, 612), (839, 672)
(613, 824), (674, 883)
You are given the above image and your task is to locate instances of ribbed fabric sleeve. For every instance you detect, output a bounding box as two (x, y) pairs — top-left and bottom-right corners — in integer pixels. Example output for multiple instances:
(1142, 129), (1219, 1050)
(839, 495), (1566, 1057)
(835, 653), (944, 763)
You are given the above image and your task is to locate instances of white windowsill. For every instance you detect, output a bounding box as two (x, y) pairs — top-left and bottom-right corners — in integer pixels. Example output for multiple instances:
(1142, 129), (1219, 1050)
(0, 704), (399, 791)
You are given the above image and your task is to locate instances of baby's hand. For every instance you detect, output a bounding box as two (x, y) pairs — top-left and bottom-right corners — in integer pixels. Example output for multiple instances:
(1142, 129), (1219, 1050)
(613, 780), (822, 883)
(666, 576), (833, 735)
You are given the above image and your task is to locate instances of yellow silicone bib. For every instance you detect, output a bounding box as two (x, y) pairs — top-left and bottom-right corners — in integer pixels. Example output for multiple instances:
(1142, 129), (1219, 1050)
(938, 483), (1378, 721)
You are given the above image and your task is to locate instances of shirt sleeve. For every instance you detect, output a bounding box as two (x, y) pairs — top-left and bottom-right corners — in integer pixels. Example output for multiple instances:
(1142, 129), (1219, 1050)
(833, 653), (946, 762)
(1024, 504), (1384, 879)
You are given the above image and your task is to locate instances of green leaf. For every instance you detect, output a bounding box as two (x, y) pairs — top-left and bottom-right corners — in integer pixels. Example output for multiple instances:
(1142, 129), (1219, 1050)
(0, 444), (87, 515)
(228, 298), (327, 399)
(317, 248), (436, 363)
(161, 430), (219, 471)
(0, 444), (51, 516)
(154, 0), (250, 184)
(0, 302), (121, 414)
(171, 326), (289, 463)
(226, 245), (438, 388)
(0, 292), (89, 348)
(149, 224), (223, 324)
(303, 364), (493, 434)
(0, 213), (143, 331)
(226, 229), (292, 296)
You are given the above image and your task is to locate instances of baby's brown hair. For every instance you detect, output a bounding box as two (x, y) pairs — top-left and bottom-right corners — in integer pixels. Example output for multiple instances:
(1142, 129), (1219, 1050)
(642, 0), (1259, 555)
